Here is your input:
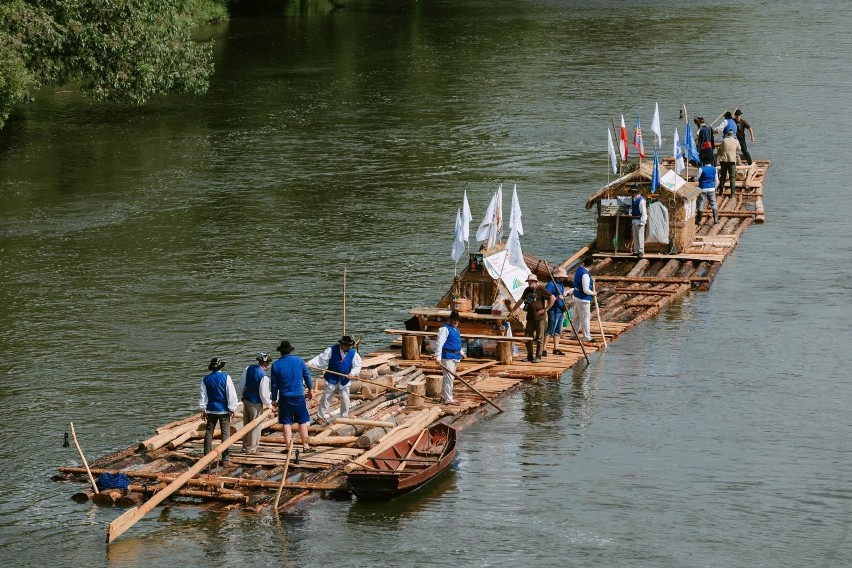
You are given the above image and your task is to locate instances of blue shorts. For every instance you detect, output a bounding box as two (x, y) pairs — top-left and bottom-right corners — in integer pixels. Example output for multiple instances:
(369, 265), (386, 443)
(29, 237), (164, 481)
(546, 309), (564, 336)
(278, 395), (310, 425)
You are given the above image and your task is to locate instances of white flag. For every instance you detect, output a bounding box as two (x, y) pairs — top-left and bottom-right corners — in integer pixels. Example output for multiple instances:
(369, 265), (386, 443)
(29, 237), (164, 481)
(509, 184), (524, 236)
(476, 192), (497, 244)
(451, 209), (465, 262)
(506, 224), (525, 270)
(461, 190), (472, 242)
(607, 128), (618, 174)
(651, 102), (662, 148)
(673, 127), (685, 174)
(494, 184), (504, 243)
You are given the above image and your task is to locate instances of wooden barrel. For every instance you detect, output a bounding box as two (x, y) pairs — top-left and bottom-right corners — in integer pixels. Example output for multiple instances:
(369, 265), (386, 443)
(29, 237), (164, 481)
(496, 341), (513, 364)
(425, 374), (442, 398)
(402, 335), (421, 360)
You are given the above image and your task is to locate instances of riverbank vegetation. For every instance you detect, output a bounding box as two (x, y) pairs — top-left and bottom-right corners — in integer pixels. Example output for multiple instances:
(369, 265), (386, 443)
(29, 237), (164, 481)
(0, 0), (229, 129)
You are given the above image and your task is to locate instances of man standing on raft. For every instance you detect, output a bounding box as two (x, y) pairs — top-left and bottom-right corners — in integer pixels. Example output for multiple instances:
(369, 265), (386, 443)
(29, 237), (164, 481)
(270, 340), (314, 452)
(308, 335), (362, 425)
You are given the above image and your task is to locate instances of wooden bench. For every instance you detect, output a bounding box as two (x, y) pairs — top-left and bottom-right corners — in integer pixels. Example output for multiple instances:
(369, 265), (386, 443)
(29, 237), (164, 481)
(384, 329), (530, 363)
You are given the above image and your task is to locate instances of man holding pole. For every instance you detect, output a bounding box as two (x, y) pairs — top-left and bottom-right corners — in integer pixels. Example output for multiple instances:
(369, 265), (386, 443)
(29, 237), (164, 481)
(693, 159), (720, 225)
(544, 268), (570, 356)
(270, 340), (314, 452)
(199, 357), (238, 461)
(435, 310), (465, 404)
(511, 274), (555, 363)
(238, 353), (273, 454)
(572, 256), (598, 343)
(308, 335), (362, 425)
(629, 185), (648, 258)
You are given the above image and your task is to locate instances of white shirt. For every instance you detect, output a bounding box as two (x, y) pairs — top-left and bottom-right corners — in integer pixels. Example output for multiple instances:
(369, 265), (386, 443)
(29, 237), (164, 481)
(237, 365), (272, 407)
(307, 346), (362, 377)
(435, 325), (466, 363)
(199, 374), (238, 413)
(632, 196), (648, 225)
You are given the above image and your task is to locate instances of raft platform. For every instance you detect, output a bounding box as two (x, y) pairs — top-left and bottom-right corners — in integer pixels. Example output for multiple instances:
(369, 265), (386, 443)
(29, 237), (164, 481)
(56, 159), (769, 524)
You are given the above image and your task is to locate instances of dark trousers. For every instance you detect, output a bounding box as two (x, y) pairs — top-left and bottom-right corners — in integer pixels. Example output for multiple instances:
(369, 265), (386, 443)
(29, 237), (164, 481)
(718, 161), (737, 194)
(738, 136), (752, 165)
(203, 412), (231, 459)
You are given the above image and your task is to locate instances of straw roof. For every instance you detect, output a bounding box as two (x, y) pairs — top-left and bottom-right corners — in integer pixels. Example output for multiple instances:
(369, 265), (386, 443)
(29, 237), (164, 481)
(585, 162), (701, 210)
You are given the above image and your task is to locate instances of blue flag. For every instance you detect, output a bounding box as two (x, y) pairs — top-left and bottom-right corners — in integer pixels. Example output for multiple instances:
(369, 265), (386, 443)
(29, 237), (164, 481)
(684, 121), (700, 164)
(651, 148), (660, 193)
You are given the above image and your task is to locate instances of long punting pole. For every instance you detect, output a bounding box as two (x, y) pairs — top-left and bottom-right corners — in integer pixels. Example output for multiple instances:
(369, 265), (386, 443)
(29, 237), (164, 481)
(69, 421), (99, 494)
(342, 266), (347, 336)
(543, 262), (590, 364)
(273, 438), (294, 511)
(106, 408), (273, 544)
(440, 364), (503, 412)
(593, 294), (608, 349)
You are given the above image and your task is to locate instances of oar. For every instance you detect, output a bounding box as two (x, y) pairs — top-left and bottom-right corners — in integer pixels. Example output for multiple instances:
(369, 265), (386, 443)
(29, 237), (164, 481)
(69, 421), (99, 494)
(593, 294), (608, 349)
(307, 365), (443, 403)
(440, 364), (503, 413)
(107, 408), (273, 544)
(543, 262), (590, 364)
(272, 438), (294, 511)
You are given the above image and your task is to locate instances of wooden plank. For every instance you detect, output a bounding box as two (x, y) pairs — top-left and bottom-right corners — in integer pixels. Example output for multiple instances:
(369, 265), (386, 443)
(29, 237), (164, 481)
(592, 252), (725, 262)
(383, 329), (531, 342)
(594, 276), (708, 284)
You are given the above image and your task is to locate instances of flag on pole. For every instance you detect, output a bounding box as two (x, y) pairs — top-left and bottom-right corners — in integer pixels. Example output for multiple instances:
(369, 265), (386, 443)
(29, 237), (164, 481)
(650, 148), (660, 193)
(494, 184), (504, 243)
(607, 128), (618, 174)
(451, 209), (465, 262)
(684, 121), (700, 165)
(476, 187), (503, 249)
(461, 190), (472, 242)
(476, 192), (497, 244)
(673, 128), (685, 173)
(506, 224), (525, 270)
(651, 102), (662, 148)
(633, 115), (645, 158)
(510, 184), (524, 236)
(619, 114), (629, 161)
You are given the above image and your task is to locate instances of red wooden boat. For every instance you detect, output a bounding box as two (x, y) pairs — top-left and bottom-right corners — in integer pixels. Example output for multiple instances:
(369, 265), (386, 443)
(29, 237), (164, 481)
(347, 423), (457, 499)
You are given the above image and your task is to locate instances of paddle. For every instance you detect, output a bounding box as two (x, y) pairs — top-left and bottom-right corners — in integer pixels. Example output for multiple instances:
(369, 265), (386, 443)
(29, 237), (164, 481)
(543, 262), (591, 364)
(439, 364), (503, 413)
(107, 408), (273, 544)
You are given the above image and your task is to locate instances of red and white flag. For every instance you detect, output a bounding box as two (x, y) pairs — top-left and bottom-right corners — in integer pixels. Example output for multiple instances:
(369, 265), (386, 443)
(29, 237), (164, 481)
(619, 114), (629, 161)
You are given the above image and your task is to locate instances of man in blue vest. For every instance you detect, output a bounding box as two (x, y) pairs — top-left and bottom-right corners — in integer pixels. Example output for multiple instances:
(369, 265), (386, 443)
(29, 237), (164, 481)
(238, 353), (273, 454)
(199, 357), (238, 460)
(715, 111), (738, 138)
(435, 310), (464, 403)
(270, 340), (315, 452)
(572, 255), (598, 343)
(544, 268), (570, 356)
(630, 185), (648, 258)
(692, 159), (719, 225)
(694, 116), (716, 166)
(308, 335), (362, 425)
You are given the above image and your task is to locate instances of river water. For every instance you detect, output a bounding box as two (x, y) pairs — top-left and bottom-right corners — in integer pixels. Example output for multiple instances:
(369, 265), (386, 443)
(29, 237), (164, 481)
(1, 0), (850, 566)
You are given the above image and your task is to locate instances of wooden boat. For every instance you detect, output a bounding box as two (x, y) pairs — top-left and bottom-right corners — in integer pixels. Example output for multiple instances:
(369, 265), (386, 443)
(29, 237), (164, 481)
(347, 423), (457, 499)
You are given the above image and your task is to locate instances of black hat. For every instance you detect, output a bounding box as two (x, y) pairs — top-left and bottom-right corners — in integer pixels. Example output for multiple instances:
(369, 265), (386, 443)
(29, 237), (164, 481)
(256, 352), (272, 363)
(694, 116), (704, 123)
(448, 310), (461, 321)
(276, 340), (295, 354)
(724, 111), (733, 119)
(208, 357), (225, 371)
(734, 109), (743, 116)
(338, 335), (356, 346)
(629, 186), (641, 193)
(582, 255), (596, 266)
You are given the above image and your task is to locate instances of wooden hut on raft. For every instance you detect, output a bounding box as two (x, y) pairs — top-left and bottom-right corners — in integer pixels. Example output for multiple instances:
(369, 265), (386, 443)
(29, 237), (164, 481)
(585, 162), (702, 255)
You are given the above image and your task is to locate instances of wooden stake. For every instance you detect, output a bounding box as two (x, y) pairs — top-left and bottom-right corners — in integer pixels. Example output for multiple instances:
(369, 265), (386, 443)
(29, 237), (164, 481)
(342, 266), (347, 336)
(440, 364), (503, 412)
(273, 438), (294, 512)
(593, 294), (608, 349)
(69, 421), (99, 494)
(106, 408), (272, 544)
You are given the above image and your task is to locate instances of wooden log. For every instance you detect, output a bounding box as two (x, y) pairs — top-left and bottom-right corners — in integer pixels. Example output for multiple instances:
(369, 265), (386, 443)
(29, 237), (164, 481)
(106, 409), (273, 543)
(345, 407), (442, 472)
(167, 429), (202, 450)
(425, 374), (443, 397)
(407, 381), (426, 408)
(139, 420), (203, 452)
(335, 417), (396, 428)
(156, 412), (203, 434)
(310, 436), (358, 446)
(557, 244), (592, 271)
(128, 484), (248, 504)
(115, 493), (143, 508)
(495, 341), (513, 364)
(401, 335), (421, 360)
(625, 259), (650, 278)
(72, 490), (94, 503)
(593, 275), (710, 284)
(93, 489), (123, 507)
(357, 426), (390, 449)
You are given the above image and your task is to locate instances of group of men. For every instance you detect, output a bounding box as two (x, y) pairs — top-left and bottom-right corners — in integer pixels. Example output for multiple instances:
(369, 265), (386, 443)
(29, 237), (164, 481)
(198, 335), (362, 460)
(692, 110), (756, 226)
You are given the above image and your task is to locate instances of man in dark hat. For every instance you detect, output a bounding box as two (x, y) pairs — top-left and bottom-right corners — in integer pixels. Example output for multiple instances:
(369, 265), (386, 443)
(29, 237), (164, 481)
(199, 357), (238, 460)
(572, 255), (598, 343)
(694, 116), (716, 166)
(733, 109), (755, 165)
(511, 274), (555, 363)
(715, 111), (738, 138)
(237, 353), (273, 453)
(629, 185), (647, 258)
(308, 335), (362, 424)
(435, 310), (464, 403)
(270, 341), (314, 452)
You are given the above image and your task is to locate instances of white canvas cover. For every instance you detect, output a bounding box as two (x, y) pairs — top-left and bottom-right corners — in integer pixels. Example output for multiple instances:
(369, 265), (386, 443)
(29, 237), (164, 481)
(483, 250), (530, 301)
(646, 201), (670, 244)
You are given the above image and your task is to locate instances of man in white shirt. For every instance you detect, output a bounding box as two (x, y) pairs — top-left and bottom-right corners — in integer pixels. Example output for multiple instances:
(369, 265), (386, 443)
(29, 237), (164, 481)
(308, 336), (362, 424)
(629, 185), (648, 258)
(435, 311), (465, 403)
(237, 353), (273, 453)
(199, 357), (238, 460)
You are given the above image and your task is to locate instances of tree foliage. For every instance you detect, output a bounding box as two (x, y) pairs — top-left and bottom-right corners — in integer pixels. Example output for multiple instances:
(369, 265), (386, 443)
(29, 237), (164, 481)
(0, 0), (227, 129)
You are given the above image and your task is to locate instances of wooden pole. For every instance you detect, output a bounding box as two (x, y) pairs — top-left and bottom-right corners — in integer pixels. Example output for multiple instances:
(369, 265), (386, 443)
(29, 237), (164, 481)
(440, 364), (503, 413)
(543, 262), (590, 364)
(342, 266), (347, 336)
(308, 365), (442, 402)
(273, 438), (294, 511)
(106, 408), (272, 544)
(593, 294), (608, 349)
(69, 421), (99, 494)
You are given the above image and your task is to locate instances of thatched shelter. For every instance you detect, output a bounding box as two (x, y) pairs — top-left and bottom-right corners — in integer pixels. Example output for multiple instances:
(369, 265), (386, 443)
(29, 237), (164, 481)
(585, 162), (702, 254)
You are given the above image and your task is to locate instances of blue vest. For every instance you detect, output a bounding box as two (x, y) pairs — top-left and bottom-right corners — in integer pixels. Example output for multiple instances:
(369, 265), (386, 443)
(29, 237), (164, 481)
(242, 364), (266, 404)
(722, 118), (737, 137)
(203, 370), (229, 413)
(441, 323), (463, 360)
(546, 280), (565, 312)
(573, 266), (594, 301)
(326, 344), (356, 386)
(698, 165), (716, 190)
(631, 195), (645, 218)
